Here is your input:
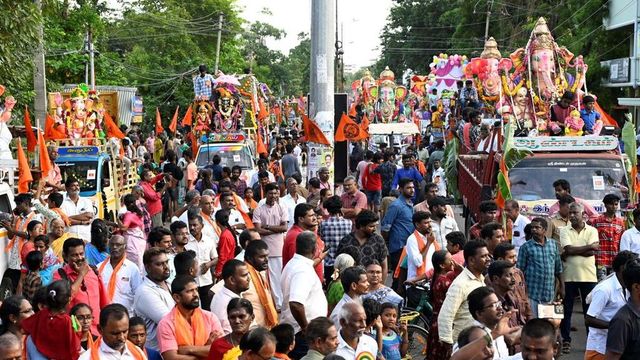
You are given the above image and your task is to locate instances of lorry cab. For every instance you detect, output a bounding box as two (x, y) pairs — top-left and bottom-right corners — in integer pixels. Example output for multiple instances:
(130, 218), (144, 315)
(457, 135), (629, 222)
(195, 133), (256, 184)
(55, 142), (138, 222)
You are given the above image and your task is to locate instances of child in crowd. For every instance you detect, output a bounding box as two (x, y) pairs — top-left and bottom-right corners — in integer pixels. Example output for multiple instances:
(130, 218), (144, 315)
(271, 323), (295, 360)
(34, 234), (62, 285)
(23, 250), (43, 303)
(379, 303), (408, 360)
(363, 297), (383, 349)
(129, 316), (163, 360)
(580, 95), (603, 135)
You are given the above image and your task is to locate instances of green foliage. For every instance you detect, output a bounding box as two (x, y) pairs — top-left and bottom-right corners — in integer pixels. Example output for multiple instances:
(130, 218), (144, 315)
(0, 0), (42, 103)
(443, 137), (460, 201)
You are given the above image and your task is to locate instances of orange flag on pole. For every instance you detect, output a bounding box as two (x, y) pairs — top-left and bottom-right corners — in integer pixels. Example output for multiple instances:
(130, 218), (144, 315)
(155, 108), (164, 135)
(104, 113), (125, 139)
(302, 114), (331, 146)
(38, 130), (52, 181)
(258, 98), (269, 121)
(16, 138), (32, 193)
(168, 106), (179, 134)
(24, 106), (37, 152)
(348, 102), (357, 117)
(361, 114), (370, 133)
(181, 105), (193, 127)
(256, 130), (268, 156)
(335, 113), (366, 142)
(44, 114), (67, 140)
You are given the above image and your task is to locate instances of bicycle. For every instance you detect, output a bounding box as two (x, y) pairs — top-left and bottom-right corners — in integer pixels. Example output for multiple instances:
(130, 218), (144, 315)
(400, 310), (429, 360)
(401, 281), (433, 330)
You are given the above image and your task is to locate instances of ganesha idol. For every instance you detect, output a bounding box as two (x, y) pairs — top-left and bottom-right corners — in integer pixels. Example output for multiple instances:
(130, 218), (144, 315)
(351, 69), (377, 114)
(500, 17), (587, 123)
(213, 87), (241, 132)
(465, 37), (502, 112)
(368, 67), (407, 123)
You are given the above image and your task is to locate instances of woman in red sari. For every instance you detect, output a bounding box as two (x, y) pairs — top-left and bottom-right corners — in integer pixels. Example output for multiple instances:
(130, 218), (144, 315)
(208, 298), (254, 360)
(425, 250), (463, 360)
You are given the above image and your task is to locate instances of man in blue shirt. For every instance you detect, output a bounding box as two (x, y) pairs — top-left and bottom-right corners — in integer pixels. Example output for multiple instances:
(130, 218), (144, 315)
(391, 154), (423, 202)
(382, 178), (416, 287)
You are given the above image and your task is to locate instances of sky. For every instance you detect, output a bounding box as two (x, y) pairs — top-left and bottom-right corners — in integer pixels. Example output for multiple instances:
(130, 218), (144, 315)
(235, 0), (394, 71)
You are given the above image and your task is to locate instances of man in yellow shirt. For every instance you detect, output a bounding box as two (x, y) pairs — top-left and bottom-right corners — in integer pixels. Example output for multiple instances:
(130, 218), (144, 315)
(559, 202), (598, 354)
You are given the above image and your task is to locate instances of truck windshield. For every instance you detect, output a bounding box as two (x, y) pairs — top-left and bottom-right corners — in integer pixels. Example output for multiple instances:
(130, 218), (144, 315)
(57, 160), (98, 192)
(509, 157), (629, 202)
(196, 144), (254, 169)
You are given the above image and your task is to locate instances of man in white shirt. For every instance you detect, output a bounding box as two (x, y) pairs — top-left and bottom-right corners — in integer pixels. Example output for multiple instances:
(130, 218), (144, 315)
(504, 200), (531, 254)
(281, 231), (328, 338)
(216, 192), (246, 234)
(97, 235), (143, 317)
(209, 259), (251, 335)
(249, 159), (276, 187)
(330, 266), (369, 330)
(198, 194), (220, 246)
(620, 208), (640, 254)
(584, 250), (638, 359)
(406, 211), (437, 281)
(281, 178), (307, 229)
(133, 248), (173, 350)
(185, 214), (218, 311)
(60, 177), (95, 241)
(429, 197), (459, 249)
(79, 304), (147, 360)
(463, 286), (511, 359)
(335, 302), (378, 360)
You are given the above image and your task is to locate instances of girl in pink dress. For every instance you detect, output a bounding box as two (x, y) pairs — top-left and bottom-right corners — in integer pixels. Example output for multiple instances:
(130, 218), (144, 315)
(118, 194), (147, 271)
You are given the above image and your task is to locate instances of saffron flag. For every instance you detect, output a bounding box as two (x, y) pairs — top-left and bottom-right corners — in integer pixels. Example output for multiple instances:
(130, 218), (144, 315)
(302, 115), (331, 146)
(155, 108), (164, 135)
(181, 105), (193, 127)
(38, 130), (52, 181)
(168, 106), (179, 133)
(361, 114), (370, 133)
(335, 113), (366, 142)
(44, 114), (66, 140)
(24, 106), (36, 152)
(17, 138), (32, 193)
(104, 113), (125, 139)
(256, 130), (268, 156)
(348, 102), (357, 117)
(258, 98), (269, 121)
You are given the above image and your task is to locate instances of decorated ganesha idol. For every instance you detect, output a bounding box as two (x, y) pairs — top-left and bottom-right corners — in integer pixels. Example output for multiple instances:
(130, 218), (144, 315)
(351, 69), (377, 115)
(64, 85), (90, 142)
(213, 87), (240, 132)
(501, 17), (587, 124)
(368, 67), (407, 123)
(465, 37), (502, 113)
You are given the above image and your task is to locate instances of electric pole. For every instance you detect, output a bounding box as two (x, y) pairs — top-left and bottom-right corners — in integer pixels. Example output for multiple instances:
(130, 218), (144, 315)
(484, 0), (494, 41)
(33, 0), (47, 129)
(309, 0), (335, 178)
(88, 28), (96, 89)
(214, 13), (224, 74)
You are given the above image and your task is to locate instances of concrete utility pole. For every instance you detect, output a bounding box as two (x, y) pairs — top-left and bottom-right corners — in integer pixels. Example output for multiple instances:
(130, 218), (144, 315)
(33, 0), (47, 128)
(309, 0), (335, 180)
(88, 29), (95, 89)
(214, 13), (224, 74)
(484, 0), (494, 41)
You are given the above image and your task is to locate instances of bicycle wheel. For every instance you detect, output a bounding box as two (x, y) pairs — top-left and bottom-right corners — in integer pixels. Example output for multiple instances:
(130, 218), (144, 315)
(406, 324), (428, 360)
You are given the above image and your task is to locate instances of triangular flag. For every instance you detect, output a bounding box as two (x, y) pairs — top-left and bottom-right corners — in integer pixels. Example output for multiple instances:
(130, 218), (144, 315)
(256, 130), (268, 156)
(335, 113), (364, 142)
(186, 131), (198, 158)
(104, 112), (125, 139)
(348, 102), (357, 117)
(155, 108), (164, 135)
(258, 97), (269, 121)
(16, 138), (32, 193)
(361, 113), (370, 133)
(24, 106), (36, 152)
(169, 106), (179, 133)
(302, 114), (331, 146)
(44, 114), (67, 140)
(181, 105), (193, 127)
(38, 130), (52, 181)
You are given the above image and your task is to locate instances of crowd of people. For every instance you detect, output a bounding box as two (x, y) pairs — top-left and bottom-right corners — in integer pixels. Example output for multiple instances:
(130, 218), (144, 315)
(2, 113), (640, 360)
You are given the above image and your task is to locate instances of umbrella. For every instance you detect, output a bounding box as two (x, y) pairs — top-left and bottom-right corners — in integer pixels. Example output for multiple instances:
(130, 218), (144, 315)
(215, 74), (241, 86)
